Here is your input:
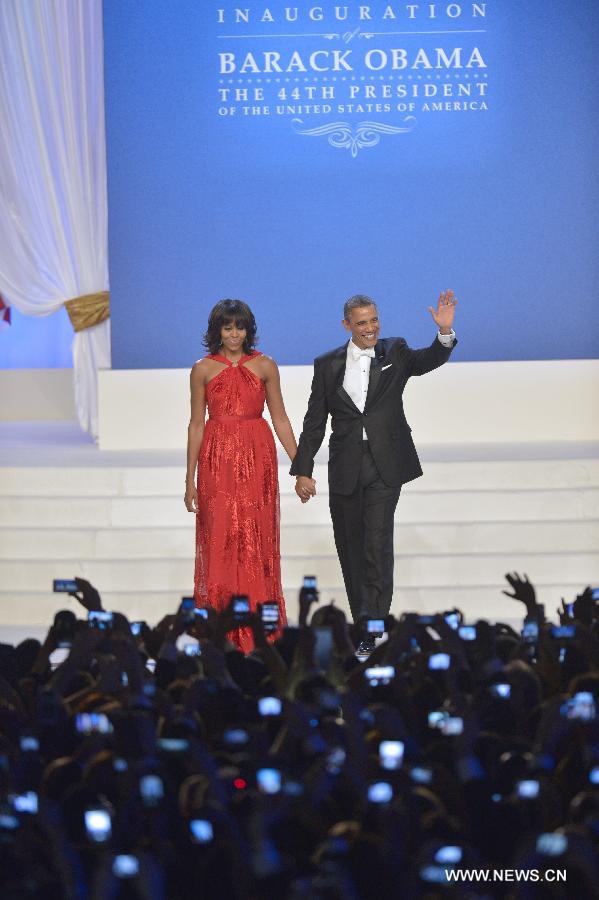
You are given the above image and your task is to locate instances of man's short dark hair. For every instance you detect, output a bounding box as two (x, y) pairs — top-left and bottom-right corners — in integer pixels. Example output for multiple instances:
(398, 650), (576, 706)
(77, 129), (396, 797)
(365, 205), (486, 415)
(343, 295), (377, 321)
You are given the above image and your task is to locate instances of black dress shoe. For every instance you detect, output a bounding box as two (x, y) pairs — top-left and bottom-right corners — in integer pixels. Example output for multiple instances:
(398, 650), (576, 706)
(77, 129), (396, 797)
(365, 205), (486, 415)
(356, 637), (377, 656)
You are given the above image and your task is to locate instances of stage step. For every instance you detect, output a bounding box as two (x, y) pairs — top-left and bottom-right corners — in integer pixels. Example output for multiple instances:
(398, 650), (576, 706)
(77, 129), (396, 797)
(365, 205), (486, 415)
(0, 520), (596, 560)
(2, 551), (597, 593)
(1, 456), (598, 637)
(3, 486), (599, 528)
(2, 459), (599, 496)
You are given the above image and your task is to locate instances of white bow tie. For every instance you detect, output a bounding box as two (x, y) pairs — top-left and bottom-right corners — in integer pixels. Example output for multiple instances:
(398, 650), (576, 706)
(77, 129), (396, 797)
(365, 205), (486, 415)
(351, 345), (375, 361)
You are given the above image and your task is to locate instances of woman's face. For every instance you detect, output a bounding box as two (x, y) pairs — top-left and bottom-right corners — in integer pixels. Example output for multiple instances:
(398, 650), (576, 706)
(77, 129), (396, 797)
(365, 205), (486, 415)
(220, 319), (246, 354)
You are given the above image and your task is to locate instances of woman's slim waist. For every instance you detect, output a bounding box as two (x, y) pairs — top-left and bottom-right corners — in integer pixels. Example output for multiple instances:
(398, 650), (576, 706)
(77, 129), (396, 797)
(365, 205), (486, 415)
(207, 413), (264, 423)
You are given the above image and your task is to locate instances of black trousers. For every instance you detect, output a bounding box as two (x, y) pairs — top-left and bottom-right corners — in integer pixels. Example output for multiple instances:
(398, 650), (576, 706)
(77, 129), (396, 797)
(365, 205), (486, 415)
(329, 442), (401, 623)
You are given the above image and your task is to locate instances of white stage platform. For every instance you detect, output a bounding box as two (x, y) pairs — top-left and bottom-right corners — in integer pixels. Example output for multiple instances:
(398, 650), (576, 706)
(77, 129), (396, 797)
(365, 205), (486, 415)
(1, 419), (598, 645)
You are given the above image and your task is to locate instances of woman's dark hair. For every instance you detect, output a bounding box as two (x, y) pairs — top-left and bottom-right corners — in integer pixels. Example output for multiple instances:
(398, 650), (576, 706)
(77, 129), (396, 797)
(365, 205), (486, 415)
(203, 299), (257, 355)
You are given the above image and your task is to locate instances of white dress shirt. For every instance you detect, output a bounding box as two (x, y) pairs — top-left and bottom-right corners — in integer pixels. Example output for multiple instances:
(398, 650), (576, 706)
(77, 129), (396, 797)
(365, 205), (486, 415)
(344, 331), (456, 439)
(343, 341), (373, 414)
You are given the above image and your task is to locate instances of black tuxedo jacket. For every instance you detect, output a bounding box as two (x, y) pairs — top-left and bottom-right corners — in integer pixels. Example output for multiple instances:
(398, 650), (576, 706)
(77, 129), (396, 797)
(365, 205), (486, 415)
(290, 336), (456, 495)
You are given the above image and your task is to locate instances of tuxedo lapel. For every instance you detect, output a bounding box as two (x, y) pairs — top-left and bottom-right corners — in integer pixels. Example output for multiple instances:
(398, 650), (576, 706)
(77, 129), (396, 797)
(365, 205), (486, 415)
(330, 344), (360, 413)
(364, 341), (385, 409)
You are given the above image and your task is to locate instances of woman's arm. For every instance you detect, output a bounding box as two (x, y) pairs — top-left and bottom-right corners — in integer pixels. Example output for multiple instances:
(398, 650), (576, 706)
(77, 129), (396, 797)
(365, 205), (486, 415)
(185, 362), (207, 512)
(262, 357), (298, 462)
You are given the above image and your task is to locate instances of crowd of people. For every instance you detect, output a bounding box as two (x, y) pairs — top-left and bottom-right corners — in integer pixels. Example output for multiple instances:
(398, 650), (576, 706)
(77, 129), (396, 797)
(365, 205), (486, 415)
(0, 574), (598, 898)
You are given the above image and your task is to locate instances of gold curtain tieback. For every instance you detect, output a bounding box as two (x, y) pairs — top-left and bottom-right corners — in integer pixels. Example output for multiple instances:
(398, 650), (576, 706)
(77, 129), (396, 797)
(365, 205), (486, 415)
(65, 291), (110, 332)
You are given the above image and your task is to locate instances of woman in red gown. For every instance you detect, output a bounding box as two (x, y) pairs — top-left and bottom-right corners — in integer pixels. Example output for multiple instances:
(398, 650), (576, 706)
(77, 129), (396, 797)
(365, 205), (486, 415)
(184, 300), (299, 653)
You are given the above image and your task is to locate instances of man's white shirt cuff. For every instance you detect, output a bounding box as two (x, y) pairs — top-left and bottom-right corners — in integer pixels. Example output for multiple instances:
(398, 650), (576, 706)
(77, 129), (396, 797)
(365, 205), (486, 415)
(437, 329), (456, 347)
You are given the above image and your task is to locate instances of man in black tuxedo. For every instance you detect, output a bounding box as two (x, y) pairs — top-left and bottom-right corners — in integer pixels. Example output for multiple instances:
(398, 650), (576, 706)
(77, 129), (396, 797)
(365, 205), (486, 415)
(290, 291), (457, 648)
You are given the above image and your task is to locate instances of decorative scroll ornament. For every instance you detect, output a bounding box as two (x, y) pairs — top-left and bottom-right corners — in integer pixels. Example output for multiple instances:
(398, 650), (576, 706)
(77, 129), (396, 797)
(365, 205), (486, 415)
(292, 118), (416, 157)
(65, 291), (110, 332)
(321, 31), (376, 41)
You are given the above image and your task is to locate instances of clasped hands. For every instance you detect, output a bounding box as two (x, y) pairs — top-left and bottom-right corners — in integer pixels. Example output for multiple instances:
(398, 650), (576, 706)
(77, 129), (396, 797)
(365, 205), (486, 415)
(295, 475), (316, 503)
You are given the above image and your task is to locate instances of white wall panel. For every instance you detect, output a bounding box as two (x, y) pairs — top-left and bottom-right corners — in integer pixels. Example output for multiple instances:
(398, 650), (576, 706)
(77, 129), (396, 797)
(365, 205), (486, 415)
(99, 361), (599, 450)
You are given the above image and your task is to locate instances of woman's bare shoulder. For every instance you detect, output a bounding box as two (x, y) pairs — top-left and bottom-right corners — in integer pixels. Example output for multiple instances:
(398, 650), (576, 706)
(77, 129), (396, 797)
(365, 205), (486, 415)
(254, 353), (278, 371)
(191, 358), (212, 382)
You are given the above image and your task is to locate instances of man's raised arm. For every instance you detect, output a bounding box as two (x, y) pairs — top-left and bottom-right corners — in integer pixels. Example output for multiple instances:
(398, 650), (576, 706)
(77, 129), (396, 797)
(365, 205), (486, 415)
(405, 289), (459, 377)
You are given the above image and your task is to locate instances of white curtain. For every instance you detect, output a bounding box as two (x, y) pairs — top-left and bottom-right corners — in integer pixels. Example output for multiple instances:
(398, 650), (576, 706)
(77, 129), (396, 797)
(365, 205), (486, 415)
(0, 0), (110, 438)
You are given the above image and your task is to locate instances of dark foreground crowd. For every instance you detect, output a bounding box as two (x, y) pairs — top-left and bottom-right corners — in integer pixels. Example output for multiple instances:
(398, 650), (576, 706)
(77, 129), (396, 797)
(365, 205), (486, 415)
(1, 575), (599, 899)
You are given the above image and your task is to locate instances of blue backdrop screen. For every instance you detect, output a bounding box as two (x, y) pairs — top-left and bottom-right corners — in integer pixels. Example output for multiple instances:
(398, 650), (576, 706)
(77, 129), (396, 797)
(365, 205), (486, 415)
(104, 0), (599, 368)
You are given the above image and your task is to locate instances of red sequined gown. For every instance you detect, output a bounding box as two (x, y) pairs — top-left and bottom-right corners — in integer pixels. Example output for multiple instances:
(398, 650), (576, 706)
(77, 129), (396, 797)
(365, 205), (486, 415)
(194, 351), (287, 652)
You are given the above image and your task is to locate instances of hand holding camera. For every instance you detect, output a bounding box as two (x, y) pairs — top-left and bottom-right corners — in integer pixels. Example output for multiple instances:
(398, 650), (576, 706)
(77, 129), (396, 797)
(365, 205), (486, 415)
(298, 575), (319, 627)
(56, 576), (103, 613)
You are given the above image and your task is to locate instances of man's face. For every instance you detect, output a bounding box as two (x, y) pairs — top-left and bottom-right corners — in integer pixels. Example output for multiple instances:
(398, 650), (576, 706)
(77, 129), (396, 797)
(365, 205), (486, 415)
(342, 304), (380, 350)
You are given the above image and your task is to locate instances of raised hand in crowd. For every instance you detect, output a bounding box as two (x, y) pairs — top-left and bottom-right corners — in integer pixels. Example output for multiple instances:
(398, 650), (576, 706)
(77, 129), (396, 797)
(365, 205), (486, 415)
(502, 570), (539, 618)
(67, 575), (103, 612)
(298, 579), (320, 627)
(572, 585), (595, 626)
